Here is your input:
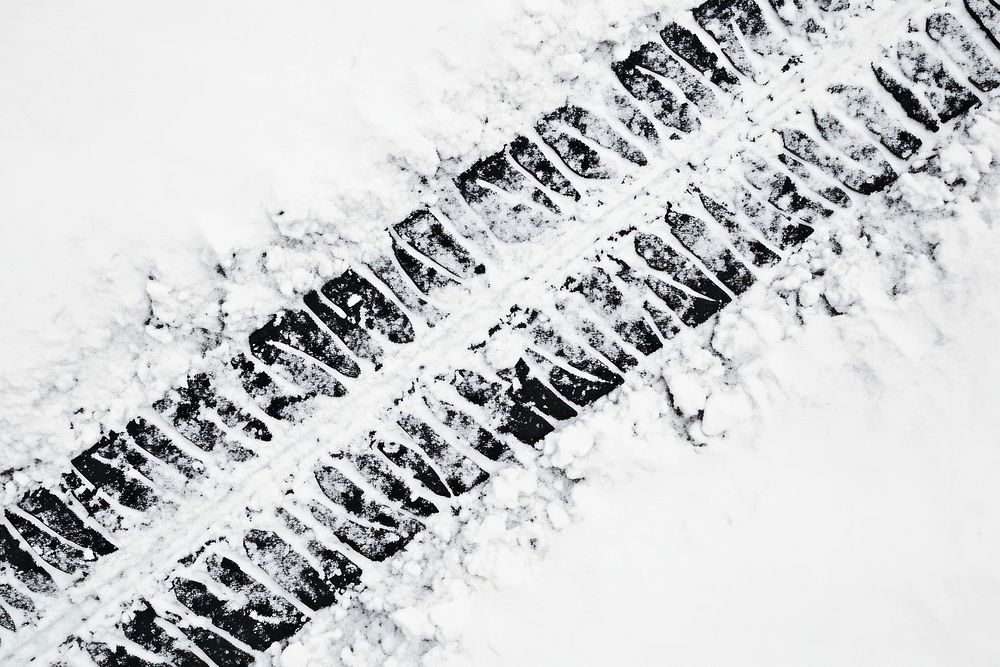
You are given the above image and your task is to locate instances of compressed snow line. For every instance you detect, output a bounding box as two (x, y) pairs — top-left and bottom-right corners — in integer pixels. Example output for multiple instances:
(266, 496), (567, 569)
(3, 0), (1000, 663)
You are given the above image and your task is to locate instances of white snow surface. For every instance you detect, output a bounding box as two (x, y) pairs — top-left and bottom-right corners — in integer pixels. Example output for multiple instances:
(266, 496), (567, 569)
(2, 0), (1000, 664)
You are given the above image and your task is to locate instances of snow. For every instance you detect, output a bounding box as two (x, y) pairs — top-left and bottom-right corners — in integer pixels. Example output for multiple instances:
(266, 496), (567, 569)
(0, 0), (667, 490)
(3, 0), (1000, 664)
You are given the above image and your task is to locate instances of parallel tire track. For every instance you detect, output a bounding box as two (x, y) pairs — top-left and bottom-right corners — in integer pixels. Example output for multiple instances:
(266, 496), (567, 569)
(1, 0), (997, 663)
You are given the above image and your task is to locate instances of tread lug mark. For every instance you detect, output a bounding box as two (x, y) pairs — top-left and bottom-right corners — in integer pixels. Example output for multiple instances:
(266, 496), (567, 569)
(455, 145), (561, 243)
(374, 439), (452, 498)
(248, 310), (354, 400)
(895, 39), (981, 122)
(0, 603), (13, 632)
(693, 0), (780, 82)
(313, 464), (418, 532)
(659, 22), (740, 93)
(609, 93), (660, 145)
(85, 643), (160, 667)
(448, 369), (555, 446)
(18, 488), (117, 558)
(743, 153), (835, 219)
(153, 374), (263, 462)
(965, 0), (1000, 50)
(5, 510), (90, 575)
(500, 358), (578, 422)
(927, 12), (1000, 92)
(0, 582), (35, 613)
(367, 255), (445, 326)
(178, 624), (255, 667)
(393, 209), (483, 280)
(230, 353), (310, 421)
(779, 126), (897, 195)
(612, 44), (700, 133)
(349, 451), (440, 517)
(126, 417), (206, 480)
(567, 266), (664, 356)
(553, 303), (640, 372)
(735, 185), (814, 248)
(632, 232), (733, 326)
(691, 188), (781, 267)
(243, 530), (340, 611)
(508, 135), (581, 201)
(276, 508), (364, 589)
(120, 600), (210, 667)
(390, 237), (458, 295)
(517, 309), (624, 403)
(536, 105), (647, 180)
(418, 394), (511, 462)
(70, 432), (159, 512)
(775, 153), (852, 207)
(397, 415), (490, 494)
(172, 554), (305, 652)
(664, 207), (756, 295)
(60, 471), (122, 532)
(872, 64), (941, 131)
(0, 522), (54, 594)
(308, 500), (417, 562)
(314, 267), (415, 359)
(524, 349), (620, 408)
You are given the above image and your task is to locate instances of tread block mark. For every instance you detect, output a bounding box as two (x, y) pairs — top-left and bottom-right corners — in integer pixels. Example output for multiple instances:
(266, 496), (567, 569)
(447, 368), (556, 446)
(743, 153), (835, 219)
(693, 0), (781, 81)
(230, 353), (311, 421)
(243, 529), (341, 611)
(389, 237), (459, 295)
(313, 464), (420, 533)
(248, 310), (355, 400)
(308, 500), (418, 563)
(397, 414), (490, 494)
(612, 43), (701, 133)
(154, 376), (257, 463)
(626, 237), (731, 328)
(18, 488), (117, 558)
(120, 601), (210, 667)
(690, 188), (782, 267)
(455, 146), (562, 243)
(895, 39), (981, 122)
(418, 394), (511, 462)
(775, 153), (852, 207)
(964, 0), (1000, 51)
(664, 207), (756, 296)
(659, 22), (740, 92)
(276, 508), (364, 590)
(126, 417), (206, 481)
(779, 127), (897, 195)
(348, 451), (440, 517)
(5, 510), (91, 575)
(553, 303), (640, 373)
(177, 624), (256, 667)
(508, 135), (581, 201)
(374, 439), (452, 499)
(393, 209), (484, 280)
(60, 470), (122, 533)
(927, 12), (1000, 92)
(0, 522), (55, 594)
(70, 432), (159, 512)
(316, 267), (416, 356)
(566, 266), (664, 356)
(85, 643), (161, 667)
(515, 309), (624, 405)
(172, 554), (305, 652)
(536, 105), (647, 180)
